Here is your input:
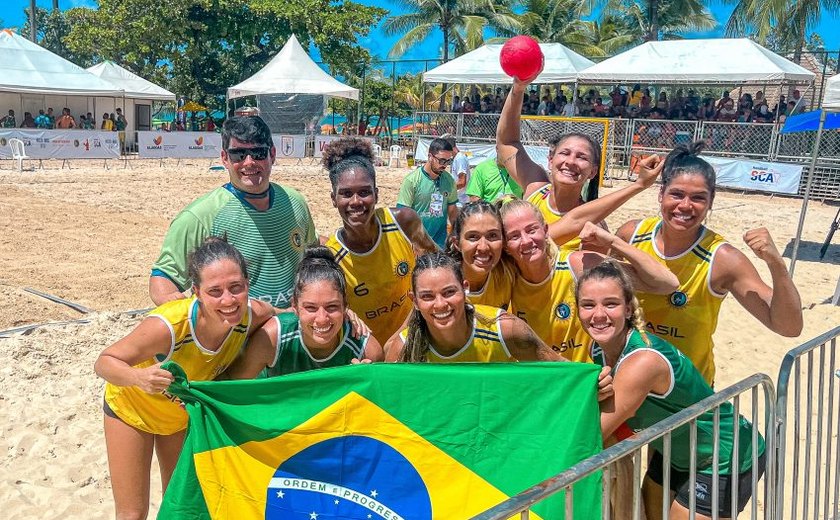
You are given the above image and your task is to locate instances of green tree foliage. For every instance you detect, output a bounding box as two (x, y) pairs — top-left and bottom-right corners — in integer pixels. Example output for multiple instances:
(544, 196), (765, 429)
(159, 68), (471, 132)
(606, 0), (716, 43)
(383, 0), (520, 61)
(57, 0), (384, 107)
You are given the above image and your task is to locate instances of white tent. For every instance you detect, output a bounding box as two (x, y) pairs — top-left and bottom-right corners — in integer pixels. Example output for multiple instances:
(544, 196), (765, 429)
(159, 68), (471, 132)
(824, 73), (840, 110)
(423, 43), (594, 84)
(87, 61), (175, 100)
(577, 38), (815, 85)
(227, 34), (358, 100)
(0, 29), (122, 95)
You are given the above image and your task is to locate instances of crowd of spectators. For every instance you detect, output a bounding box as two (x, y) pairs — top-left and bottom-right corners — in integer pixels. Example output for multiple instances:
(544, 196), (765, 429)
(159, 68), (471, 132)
(444, 85), (808, 124)
(0, 107), (129, 131)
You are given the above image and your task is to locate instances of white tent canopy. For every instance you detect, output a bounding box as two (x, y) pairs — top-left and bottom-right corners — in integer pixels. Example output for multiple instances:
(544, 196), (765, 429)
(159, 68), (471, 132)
(577, 38), (815, 85)
(0, 29), (123, 96)
(423, 43), (595, 84)
(87, 61), (175, 101)
(824, 73), (840, 110)
(227, 34), (358, 100)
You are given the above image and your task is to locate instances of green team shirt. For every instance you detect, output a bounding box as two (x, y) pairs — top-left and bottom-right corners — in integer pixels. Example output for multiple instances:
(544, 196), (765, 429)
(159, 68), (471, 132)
(151, 183), (316, 309)
(260, 313), (368, 377)
(396, 167), (457, 248)
(465, 158), (524, 202)
(592, 330), (764, 475)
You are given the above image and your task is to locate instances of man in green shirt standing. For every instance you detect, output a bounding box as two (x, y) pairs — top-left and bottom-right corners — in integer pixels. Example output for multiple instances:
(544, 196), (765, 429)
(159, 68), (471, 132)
(466, 157), (524, 203)
(397, 138), (458, 248)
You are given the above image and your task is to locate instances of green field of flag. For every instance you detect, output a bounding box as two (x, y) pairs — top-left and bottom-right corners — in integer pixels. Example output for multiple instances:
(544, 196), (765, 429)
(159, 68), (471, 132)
(159, 361), (603, 519)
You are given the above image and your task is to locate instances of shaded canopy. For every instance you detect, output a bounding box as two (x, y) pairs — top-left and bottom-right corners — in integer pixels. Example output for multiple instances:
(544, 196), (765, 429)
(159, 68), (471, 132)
(227, 34), (358, 100)
(0, 29), (122, 96)
(423, 43), (594, 84)
(577, 39), (815, 85)
(824, 73), (840, 111)
(87, 61), (175, 100)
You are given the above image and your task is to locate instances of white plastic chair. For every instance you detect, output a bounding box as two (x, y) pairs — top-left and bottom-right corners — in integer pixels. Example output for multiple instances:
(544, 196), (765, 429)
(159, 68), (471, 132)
(9, 138), (31, 172)
(372, 143), (383, 166)
(388, 144), (402, 167)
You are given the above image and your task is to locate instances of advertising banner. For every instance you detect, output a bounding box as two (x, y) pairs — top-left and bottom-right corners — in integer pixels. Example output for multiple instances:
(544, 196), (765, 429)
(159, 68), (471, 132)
(414, 138), (548, 167)
(314, 135), (376, 158)
(702, 155), (803, 195)
(138, 131), (222, 159)
(0, 130), (120, 159)
(272, 134), (307, 159)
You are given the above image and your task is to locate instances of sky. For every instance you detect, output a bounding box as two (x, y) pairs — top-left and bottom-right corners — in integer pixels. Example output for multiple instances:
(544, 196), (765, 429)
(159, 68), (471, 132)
(2, 0), (839, 63)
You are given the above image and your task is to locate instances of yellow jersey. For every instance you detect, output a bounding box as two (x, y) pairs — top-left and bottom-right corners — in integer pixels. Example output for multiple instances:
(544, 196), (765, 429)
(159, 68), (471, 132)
(398, 305), (514, 363)
(467, 260), (515, 310)
(527, 183), (582, 253)
(509, 250), (592, 363)
(104, 297), (251, 434)
(326, 207), (416, 344)
(630, 216), (728, 383)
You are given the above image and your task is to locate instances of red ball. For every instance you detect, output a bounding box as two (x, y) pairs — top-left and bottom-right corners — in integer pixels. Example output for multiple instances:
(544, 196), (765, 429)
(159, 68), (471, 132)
(500, 35), (544, 81)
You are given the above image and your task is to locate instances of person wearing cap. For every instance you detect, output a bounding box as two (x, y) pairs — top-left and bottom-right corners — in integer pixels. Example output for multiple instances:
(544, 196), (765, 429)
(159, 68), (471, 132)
(150, 115), (317, 310)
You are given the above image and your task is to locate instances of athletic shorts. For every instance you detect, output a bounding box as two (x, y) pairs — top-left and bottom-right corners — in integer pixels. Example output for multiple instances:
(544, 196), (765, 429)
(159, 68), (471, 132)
(647, 449), (767, 518)
(102, 398), (124, 423)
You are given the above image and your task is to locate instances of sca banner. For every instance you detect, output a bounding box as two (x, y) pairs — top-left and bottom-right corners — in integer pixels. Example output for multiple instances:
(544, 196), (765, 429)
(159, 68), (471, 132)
(137, 131), (221, 158)
(272, 134), (307, 159)
(159, 362), (602, 519)
(0, 130), (120, 159)
(414, 137), (549, 167)
(702, 155), (803, 195)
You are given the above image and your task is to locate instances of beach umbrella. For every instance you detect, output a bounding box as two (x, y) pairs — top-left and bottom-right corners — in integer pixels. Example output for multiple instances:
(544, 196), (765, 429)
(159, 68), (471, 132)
(180, 100), (208, 113)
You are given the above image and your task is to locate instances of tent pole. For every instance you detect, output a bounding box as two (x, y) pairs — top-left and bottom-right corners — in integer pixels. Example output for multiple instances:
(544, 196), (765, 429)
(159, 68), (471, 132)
(788, 108), (827, 277)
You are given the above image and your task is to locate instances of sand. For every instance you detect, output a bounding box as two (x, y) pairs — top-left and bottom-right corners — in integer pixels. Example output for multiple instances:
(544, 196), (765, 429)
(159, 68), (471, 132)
(1, 158), (838, 519)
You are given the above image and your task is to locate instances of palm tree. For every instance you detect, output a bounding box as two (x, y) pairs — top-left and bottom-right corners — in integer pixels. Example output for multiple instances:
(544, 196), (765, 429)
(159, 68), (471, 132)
(724, 0), (840, 64)
(607, 0), (717, 42)
(517, 0), (605, 55)
(383, 0), (520, 62)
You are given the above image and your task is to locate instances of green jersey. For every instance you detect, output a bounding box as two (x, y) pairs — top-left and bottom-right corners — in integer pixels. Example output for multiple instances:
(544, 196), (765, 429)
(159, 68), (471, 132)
(465, 158), (523, 202)
(396, 167), (457, 248)
(592, 330), (764, 475)
(260, 313), (368, 377)
(152, 183), (316, 309)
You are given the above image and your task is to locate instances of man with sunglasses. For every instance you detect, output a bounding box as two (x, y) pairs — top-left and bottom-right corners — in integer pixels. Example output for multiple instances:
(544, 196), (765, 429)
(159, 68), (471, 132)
(396, 137), (459, 248)
(149, 116), (316, 310)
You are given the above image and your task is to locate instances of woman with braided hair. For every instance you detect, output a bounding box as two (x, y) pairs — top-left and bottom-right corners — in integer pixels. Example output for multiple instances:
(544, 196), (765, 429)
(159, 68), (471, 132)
(578, 259), (765, 520)
(322, 137), (437, 344)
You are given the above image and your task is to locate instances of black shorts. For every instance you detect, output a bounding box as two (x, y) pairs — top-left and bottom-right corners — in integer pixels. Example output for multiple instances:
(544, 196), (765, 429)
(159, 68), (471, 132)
(103, 398), (124, 422)
(647, 449), (767, 518)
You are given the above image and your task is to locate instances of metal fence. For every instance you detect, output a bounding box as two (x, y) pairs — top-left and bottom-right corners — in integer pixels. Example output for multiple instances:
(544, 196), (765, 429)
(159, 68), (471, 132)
(775, 325), (840, 520)
(471, 373), (776, 520)
(415, 112), (840, 201)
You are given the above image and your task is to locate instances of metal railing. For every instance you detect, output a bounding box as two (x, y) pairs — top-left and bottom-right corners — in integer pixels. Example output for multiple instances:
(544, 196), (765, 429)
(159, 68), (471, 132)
(775, 325), (840, 520)
(471, 373), (775, 520)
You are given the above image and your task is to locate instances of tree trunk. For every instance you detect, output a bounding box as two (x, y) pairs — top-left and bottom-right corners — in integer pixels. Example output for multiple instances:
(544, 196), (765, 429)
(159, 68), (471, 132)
(53, 0), (59, 10)
(438, 22), (450, 112)
(791, 16), (807, 65)
(29, 0), (37, 42)
(647, 0), (659, 41)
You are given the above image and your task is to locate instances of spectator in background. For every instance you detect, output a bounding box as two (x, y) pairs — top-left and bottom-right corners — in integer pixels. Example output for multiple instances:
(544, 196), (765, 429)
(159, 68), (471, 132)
(462, 100), (476, 114)
(451, 95), (462, 112)
(101, 112), (114, 131)
(45, 108), (56, 128)
(110, 113), (119, 131)
(655, 92), (669, 112)
(56, 108), (76, 129)
(537, 95), (549, 115)
(443, 135), (471, 206)
(593, 97), (609, 117)
(628, 84), (643, 107)
(772, 95), (787, 121)
(115, 108), (128, 132)
(562, 97), (579, 117)
(397, 137), (458, 248)
(465, 156), (523, 203)
(716, 98), (737, 122)
(20, 112), (36, 128)
(1, 109), (15, 128)
(789, 90), (804, 115)
(35, 109), (51, 129)
(84, 112), (95, 130)
(716, 91), (731, 110)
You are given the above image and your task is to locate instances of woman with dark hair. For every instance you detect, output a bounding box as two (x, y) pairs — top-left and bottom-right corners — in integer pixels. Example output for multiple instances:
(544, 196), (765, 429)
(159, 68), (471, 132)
(497, 74), (666, 252)
(223, 246), (383, 379)
(500, 199), (679, 363)
(616, 141), (802, 384)
(94, 236), (276, 520)
(322, 137), (437, 344)
(577, 259), (765, 520)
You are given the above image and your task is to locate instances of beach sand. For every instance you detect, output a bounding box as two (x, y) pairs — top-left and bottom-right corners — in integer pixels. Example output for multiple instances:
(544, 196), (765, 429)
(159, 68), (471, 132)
(1, 158), (838, 518)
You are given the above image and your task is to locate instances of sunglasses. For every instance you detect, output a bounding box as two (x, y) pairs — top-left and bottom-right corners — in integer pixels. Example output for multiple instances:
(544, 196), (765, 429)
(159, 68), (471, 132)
(432, 155), (453, 166)
(226, 146), (270, 162)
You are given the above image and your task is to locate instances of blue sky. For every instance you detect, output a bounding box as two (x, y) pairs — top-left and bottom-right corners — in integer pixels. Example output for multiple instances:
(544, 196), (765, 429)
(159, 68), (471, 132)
(2, 0), (839, 61)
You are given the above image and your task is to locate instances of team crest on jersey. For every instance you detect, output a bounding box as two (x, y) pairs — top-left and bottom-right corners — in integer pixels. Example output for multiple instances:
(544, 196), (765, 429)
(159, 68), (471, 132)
(289, 228), (304, 251)
(554, 303), (572, 320)
(669, 291), (688, 308)
(394, 260), (410, 277)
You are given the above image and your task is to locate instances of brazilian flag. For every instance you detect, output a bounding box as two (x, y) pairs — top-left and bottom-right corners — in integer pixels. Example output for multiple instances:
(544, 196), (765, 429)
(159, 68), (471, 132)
(159, 361), (603, 519)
